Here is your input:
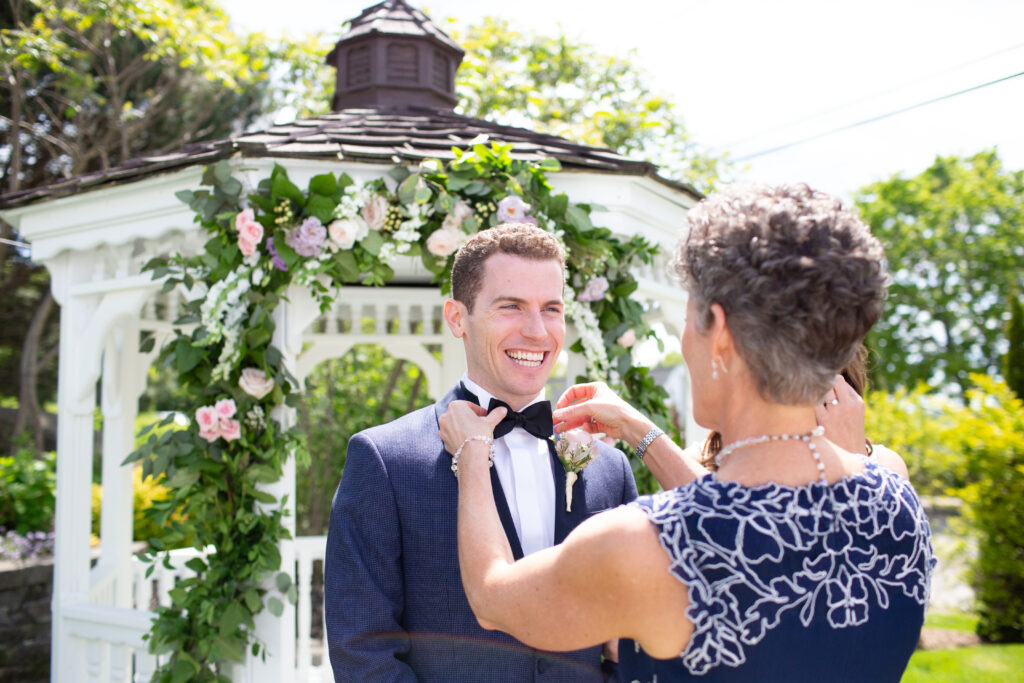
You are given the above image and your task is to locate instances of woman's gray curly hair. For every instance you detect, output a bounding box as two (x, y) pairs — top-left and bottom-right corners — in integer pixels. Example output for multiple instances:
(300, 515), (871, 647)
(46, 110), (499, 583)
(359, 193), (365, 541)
(674, 184), (888, 405)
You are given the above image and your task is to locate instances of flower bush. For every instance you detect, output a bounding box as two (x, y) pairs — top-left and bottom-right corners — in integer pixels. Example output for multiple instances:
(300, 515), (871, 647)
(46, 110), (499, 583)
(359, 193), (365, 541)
(127, 140), (673, 678)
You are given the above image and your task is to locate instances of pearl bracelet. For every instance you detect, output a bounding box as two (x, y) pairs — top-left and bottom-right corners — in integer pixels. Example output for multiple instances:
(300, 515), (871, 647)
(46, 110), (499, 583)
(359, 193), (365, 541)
(451, 435), (495, 476)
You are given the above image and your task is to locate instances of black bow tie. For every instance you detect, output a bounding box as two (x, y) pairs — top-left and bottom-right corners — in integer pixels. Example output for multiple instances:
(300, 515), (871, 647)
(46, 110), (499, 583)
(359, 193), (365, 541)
(487, 398), (553, 440)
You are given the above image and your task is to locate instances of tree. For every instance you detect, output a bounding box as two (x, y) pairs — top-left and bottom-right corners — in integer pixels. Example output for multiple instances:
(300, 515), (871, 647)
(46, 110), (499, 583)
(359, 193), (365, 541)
(0, 0), (293, 449)
(854, 150), (1024, 394)
(451, 17), (725, 193)
(1006, 291), (1024, 401)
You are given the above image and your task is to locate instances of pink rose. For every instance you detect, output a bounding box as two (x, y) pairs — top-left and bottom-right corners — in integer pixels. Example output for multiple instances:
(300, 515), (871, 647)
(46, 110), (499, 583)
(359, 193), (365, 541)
(497, 196), (531, 223)
(617, 329), (637, 348)
(235, 209), (256, 232)
(360, 196), (389, 232)
(214, 398), (237, 419)
(219, 418), (242, 442)
(328, 217), (369, 249)
(238, 367), (275, 400)
(561, 428), (596, 452)
(199, 425), (221, 443)
(195, 405), (219, 431)
(577, 276), (609, 302)
(426, 228), (460, 257)
(238, 237), (258, 257)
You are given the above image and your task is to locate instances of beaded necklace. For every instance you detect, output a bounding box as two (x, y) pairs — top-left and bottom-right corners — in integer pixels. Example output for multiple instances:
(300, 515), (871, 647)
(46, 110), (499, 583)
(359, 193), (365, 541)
(714, 425), (827, 483)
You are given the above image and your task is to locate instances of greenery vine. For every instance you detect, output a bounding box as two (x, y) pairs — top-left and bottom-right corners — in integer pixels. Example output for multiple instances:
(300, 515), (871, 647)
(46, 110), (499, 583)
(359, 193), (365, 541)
(126, 140), (673, 680)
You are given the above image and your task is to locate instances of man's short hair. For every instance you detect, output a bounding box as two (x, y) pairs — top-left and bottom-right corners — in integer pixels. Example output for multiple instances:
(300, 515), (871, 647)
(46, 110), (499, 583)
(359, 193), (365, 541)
(450, 223), (566, 311)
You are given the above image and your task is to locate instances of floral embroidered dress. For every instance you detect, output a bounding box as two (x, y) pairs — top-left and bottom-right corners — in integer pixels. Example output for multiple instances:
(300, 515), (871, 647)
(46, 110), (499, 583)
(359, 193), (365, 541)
(619, 460), (935, 682)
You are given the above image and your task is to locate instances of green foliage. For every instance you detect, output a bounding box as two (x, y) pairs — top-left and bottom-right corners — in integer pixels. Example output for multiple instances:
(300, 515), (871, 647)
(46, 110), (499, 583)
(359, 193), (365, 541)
(1005, 292), (1024, 401)
(903, 644), (1024, 682)
(450, 17), (725, 193)
(863, 385), (967, 496)
(955, 376), (1024, 643)
(925, 612), (981, 633)
(130, 145), (671, 676)
(296, 347), (432, 536)
(0, 440), (55, 534)
(854, 150), (1024, 394)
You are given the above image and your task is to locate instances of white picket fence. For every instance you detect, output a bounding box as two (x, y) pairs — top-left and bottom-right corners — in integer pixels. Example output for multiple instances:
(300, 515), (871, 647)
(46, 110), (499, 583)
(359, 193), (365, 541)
(72, 536), (329, 682)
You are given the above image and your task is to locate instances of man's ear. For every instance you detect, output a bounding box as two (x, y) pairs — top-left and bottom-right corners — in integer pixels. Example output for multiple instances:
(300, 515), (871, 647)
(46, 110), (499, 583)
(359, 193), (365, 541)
(443, 299), (468, 338)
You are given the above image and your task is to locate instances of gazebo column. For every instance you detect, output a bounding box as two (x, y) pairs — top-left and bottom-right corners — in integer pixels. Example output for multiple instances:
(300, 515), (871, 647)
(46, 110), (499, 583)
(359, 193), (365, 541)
(49, 255), (101, 682)
(93, 321), (148, 610)
(246, 295), (301, 680)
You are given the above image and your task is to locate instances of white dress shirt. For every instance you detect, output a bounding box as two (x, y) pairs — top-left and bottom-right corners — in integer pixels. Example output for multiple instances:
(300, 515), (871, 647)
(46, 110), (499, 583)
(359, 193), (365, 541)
(461, 375), (556, 556)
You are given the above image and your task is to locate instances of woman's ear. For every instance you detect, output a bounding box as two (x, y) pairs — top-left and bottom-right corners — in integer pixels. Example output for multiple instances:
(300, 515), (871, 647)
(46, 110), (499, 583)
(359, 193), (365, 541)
(708, 303), (736, 367)
(443, 299), (467, 338)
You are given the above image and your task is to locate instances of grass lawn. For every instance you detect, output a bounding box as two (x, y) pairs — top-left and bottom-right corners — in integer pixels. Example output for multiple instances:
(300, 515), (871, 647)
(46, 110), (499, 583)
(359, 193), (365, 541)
(902, 612), (1024, 682)
(902, 644), (1024, 682)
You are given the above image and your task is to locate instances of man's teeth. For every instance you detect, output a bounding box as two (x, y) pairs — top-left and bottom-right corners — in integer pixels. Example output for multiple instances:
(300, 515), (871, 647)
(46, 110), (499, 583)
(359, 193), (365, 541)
(507, 350), (543, 366)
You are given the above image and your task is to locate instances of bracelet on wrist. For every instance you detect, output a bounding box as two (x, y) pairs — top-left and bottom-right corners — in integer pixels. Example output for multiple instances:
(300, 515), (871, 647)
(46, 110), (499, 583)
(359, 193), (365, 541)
(451, 435), (495, 476)
(635, 427), (664, 463)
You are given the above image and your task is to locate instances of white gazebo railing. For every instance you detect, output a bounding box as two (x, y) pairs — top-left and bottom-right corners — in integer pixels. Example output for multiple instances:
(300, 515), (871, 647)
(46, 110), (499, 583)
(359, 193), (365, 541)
(69, 537), (332, 682)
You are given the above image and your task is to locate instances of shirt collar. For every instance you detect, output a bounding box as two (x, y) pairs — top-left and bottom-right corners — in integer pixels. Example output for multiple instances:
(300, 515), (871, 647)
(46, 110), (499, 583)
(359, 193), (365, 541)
(461, 374), (546, 412)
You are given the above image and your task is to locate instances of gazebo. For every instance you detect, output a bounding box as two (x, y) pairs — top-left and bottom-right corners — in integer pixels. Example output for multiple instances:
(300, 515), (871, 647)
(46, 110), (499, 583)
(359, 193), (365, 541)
(1, 1), (701, 680)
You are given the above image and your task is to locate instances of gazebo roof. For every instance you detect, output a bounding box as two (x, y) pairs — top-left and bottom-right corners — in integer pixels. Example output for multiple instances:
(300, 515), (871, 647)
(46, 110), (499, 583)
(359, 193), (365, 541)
(0, 107), (700, 209)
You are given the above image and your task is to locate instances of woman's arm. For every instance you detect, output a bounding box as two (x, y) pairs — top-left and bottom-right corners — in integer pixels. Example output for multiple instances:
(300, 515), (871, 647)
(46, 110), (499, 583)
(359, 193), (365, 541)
(439, 400), (693, 658)
(552, 382), (708, 489)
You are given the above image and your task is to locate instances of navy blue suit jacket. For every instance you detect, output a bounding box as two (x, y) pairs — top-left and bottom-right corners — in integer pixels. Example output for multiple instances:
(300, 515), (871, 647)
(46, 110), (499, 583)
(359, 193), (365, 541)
(325, 383), (639, 682)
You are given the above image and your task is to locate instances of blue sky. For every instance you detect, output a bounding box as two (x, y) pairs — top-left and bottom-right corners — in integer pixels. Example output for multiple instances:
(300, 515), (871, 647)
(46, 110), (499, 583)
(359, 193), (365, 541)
(220, 0), (1024, 200)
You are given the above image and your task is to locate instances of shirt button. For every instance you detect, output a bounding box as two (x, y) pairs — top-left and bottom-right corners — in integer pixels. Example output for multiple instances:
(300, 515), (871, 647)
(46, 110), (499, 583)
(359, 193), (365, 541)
(537, 657), (550, 674)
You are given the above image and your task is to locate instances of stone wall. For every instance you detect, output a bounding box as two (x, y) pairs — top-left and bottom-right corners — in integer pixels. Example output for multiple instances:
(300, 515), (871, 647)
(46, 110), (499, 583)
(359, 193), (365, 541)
(0, 556), (51, 682)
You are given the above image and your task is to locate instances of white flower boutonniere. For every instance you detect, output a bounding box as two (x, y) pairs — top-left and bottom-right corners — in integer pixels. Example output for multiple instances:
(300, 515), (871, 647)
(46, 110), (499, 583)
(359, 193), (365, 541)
(554, 429), (599, 512)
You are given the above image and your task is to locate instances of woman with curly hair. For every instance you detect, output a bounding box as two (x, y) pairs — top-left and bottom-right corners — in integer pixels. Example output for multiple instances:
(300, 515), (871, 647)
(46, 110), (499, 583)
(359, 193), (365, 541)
(440, 184), (934, 682)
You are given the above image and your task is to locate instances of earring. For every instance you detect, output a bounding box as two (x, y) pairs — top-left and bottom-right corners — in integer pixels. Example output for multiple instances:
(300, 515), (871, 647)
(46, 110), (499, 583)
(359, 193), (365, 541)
(711, 358), (719, 380)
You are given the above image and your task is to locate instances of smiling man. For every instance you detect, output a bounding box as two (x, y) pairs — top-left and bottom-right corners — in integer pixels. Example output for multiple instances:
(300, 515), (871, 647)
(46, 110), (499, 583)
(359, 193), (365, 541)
(325, 223), (638, 682)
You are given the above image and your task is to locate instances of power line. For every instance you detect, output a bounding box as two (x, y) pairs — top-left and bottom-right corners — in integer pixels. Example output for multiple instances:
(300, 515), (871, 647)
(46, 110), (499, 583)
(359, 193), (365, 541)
(732, 70), (1024, 162)
(714, 40), (1024, 151)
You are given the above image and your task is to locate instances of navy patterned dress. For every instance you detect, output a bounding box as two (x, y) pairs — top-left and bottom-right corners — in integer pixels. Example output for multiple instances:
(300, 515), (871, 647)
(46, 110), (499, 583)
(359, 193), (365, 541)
(619, 460), (935, 682)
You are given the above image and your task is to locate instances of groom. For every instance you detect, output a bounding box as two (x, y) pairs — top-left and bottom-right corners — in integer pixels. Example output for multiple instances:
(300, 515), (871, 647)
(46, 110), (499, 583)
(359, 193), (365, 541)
(325, 223), (638, 681)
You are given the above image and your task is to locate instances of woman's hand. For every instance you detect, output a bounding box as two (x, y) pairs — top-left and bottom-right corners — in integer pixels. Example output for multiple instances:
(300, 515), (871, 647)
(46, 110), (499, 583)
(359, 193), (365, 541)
(439, 400), (507, 454)
(552, 382), (652, 446)
(814, 374), (867, 454)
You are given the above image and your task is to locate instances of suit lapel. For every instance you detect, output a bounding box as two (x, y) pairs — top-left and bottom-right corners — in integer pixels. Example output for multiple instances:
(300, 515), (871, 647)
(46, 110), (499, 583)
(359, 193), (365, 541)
(434, 383), (525, 561)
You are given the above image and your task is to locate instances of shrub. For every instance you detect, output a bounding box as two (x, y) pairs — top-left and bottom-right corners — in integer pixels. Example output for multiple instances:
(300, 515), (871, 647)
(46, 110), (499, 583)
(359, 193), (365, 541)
(91, 466), (182, 544)
(956, 376), (1024, 643)
(0, 442), (56, 534)
(865, 385), (967, 496)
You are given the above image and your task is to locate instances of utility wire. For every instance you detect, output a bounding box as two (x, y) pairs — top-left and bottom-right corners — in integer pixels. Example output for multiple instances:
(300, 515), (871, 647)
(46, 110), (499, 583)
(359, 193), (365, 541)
(715, 40), (1024, 151)
(732, 70), (1024, 162)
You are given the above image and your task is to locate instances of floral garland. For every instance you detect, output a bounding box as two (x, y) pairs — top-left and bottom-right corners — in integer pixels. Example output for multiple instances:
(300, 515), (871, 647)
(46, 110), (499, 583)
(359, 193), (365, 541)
(127, 140), (672, 678)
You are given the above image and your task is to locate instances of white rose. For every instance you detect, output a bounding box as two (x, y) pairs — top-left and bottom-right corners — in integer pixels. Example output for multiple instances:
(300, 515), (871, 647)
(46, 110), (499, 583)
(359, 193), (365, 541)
(426, 228), (460, 257)
(238, 367), (275, 400)
(452, 200), (474, 223)
(328, 217), (369, 249)
(360, 195), (389, 231)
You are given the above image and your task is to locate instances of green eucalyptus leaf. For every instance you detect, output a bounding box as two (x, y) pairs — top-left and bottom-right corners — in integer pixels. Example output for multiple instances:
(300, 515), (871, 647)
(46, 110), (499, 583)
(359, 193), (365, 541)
(275, 571), (292, 592)
(267, 596), (284, 618)
(387, 166), (411, 183)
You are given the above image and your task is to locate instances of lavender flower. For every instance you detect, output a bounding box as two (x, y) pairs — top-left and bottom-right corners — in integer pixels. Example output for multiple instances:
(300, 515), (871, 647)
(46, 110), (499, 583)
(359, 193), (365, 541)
(287, 217), (327, 257)
(266, 237), (288, 272)
(0, 528), (55, 562)
(577, 276), (609, 302)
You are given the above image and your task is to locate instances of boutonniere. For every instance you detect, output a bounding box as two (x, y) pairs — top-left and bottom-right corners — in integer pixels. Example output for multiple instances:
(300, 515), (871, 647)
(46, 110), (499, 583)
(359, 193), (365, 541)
(554, 429), (599, 512)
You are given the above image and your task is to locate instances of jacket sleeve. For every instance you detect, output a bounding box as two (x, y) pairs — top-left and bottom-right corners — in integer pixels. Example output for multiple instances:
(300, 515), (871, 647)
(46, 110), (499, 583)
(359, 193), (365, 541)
(619, 448), (639, 505)
(325, 432), (417, 682)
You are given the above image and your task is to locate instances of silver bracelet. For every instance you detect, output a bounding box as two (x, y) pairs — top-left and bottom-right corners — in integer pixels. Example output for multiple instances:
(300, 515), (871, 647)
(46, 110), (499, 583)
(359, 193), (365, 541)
(451, 435), (495, 476)
(635, 427), (664, 462)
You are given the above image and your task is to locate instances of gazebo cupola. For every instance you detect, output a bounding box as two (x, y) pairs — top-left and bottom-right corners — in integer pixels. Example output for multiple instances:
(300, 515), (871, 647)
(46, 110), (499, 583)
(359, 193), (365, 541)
(325, 0), (464, 111)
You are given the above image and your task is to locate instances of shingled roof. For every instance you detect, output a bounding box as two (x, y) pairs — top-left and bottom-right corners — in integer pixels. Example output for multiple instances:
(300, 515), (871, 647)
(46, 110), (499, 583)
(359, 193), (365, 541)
(0, 107), (700, 209)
